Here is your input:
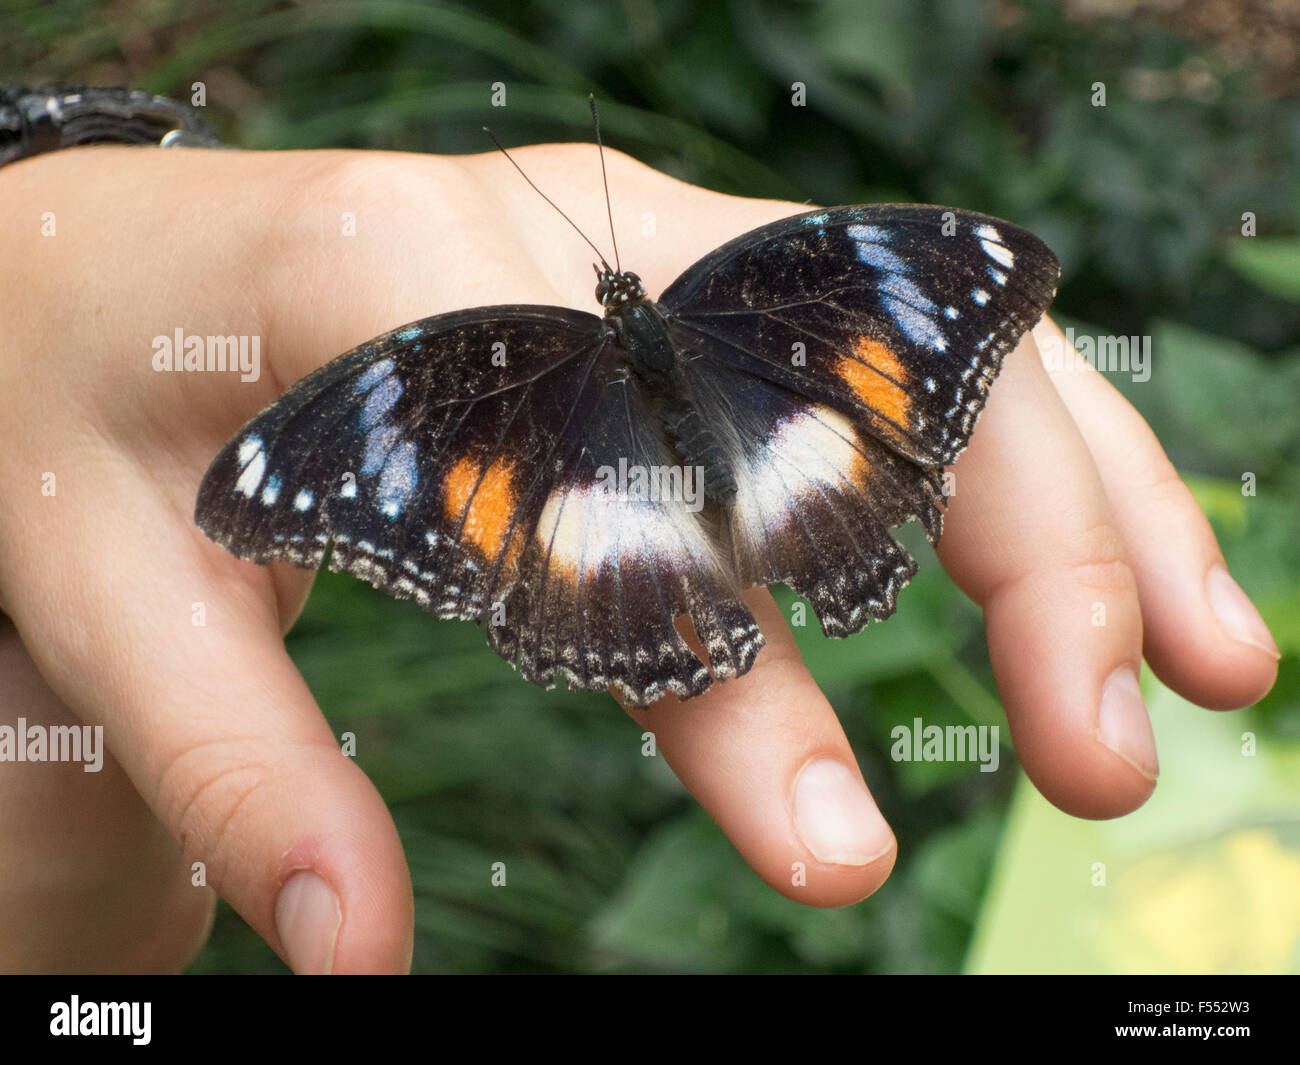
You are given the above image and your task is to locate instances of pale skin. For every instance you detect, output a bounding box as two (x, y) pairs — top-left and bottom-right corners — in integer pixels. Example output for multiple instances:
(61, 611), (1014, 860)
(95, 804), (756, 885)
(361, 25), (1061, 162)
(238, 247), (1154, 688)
(0, 145), (1278, 973)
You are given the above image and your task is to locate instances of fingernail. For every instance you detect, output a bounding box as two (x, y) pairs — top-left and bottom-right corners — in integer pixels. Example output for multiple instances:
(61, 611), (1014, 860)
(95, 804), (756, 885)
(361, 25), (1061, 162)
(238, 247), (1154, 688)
(275, 871), (341, 975)
(1096, 666), (1158, 781)
(793, 758), (893, 866)
(1206, 565), (1280, 660)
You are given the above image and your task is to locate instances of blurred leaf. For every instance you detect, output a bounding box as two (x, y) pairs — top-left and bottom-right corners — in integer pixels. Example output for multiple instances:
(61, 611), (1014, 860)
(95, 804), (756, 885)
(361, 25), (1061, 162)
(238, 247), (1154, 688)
(1108, 319), (1297, 476)
(967, 675), (1300, 974)
(1229, 237), (1300, 303)
(144, 0), (591, 97)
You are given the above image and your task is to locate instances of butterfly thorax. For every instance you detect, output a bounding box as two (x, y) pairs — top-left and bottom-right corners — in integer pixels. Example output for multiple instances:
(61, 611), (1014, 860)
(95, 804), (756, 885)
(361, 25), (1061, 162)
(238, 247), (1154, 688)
(597, 270), (739, 507)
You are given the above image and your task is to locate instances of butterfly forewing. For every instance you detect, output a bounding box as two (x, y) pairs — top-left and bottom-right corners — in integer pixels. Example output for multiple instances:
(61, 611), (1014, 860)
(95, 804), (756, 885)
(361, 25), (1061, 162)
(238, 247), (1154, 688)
(196, 307), (613, 619)
(658, 204), (1059, 639)
(661, 205), (1060, 467)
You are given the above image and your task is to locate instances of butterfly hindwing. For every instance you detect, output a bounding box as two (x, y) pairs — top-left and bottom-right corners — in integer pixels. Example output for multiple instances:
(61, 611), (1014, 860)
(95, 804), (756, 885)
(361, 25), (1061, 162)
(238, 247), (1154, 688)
(661, 204), (1060, 467)
(683, 361), (943, 637)
(489, 369), (763, 704)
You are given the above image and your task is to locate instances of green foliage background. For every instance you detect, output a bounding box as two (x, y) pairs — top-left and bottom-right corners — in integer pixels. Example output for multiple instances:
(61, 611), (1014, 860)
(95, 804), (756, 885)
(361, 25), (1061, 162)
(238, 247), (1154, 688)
(7, 0), (1298, 972)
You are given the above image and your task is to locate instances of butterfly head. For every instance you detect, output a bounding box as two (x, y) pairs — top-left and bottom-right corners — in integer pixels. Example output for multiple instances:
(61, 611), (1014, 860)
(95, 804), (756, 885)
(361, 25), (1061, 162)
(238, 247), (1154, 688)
(594, 266), (646, 313)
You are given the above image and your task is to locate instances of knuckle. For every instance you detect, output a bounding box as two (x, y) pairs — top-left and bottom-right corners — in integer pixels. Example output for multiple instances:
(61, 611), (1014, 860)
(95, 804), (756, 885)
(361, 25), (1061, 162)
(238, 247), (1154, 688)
(1053, 511), (1136, 596)
(156, 737), (275, 866)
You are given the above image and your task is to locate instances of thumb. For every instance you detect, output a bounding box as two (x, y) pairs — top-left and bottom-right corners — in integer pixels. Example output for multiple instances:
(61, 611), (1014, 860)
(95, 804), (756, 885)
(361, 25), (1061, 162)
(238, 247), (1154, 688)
(5, 486), (413, 974)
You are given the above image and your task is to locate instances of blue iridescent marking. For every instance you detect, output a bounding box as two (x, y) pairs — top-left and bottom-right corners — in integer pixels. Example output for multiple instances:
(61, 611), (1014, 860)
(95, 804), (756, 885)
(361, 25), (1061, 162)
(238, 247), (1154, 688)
(846, 224), (909, 272)
(846, 223), (890, 244)
(853, 241), (909, 273)
(395, 327), (422, 341)
(803, 212), (829, 226)
(377, 440), (418, 518)
(354, 357), (395, 394)
(883, 298), (947, 350)
(361, 424), (400, 476)
(360, 375), (402, 430)
(844, 222), (949, 350)
(878, 273), (936, 312)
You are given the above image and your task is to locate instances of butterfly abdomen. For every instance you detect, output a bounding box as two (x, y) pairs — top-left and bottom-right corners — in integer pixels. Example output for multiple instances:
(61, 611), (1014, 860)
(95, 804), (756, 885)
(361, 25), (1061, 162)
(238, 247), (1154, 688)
(615, 298), (739, 507)
(662, 397), (738, 506)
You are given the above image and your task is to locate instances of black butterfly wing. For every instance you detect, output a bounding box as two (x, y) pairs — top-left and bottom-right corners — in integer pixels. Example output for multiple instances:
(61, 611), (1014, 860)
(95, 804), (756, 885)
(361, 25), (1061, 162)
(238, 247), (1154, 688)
(487, 369), (763, 704)
(661, 205), (1059, 636)
(680, 360), (944, 637)
(196, 306), (760, 704)
(196, 306), (615, 620)
(660, 205), (1060, 466)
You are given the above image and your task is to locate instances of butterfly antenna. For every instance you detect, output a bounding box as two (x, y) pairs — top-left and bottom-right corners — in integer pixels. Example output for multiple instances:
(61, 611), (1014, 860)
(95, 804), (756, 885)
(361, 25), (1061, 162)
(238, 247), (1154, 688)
(588, 93), (621, 272)
(482, 126), (611, 269)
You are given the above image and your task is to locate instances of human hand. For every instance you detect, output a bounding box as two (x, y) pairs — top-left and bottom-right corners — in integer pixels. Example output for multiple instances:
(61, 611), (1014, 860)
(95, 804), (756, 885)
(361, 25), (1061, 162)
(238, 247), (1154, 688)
(0, 144), (1278, 971)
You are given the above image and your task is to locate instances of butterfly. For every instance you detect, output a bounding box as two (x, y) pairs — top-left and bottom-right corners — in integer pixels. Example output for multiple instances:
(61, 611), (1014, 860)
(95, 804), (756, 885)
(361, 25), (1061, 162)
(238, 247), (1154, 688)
(196, 144), (1059, 706)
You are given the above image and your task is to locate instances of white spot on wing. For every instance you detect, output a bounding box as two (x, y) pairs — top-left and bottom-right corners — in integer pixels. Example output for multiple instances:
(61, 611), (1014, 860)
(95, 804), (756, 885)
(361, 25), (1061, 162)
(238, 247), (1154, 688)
(235, 451), (266, 498)
(237, 435), (262, 466)
(846, 224), (907, 272)
(733, 406), (865, 554)
(534, 481), (707, 577)
(377, 439), (418, 517)
(981, 239), (1015, 268)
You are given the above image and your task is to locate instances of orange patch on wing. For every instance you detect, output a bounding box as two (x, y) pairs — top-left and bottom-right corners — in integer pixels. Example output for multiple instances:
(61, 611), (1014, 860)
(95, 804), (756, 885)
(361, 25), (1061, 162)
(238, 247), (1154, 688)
(837, 337), (912, 430)
(443, 454), (517, 559)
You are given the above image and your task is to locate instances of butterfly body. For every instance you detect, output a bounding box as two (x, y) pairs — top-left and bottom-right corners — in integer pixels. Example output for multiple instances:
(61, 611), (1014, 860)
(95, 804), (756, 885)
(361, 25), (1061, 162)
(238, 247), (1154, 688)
(598, 269), (739, 507)
(197, 204), (1059, 705)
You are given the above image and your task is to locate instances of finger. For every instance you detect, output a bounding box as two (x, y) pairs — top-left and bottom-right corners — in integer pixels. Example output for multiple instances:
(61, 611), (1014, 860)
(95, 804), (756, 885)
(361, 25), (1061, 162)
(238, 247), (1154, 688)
(2, 481), (413, 974)
(0, 617), (215, 972)
(939, 330), (1157, 819)
(1033, 318), (1279, 709)
(621, 590), (897, 907)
